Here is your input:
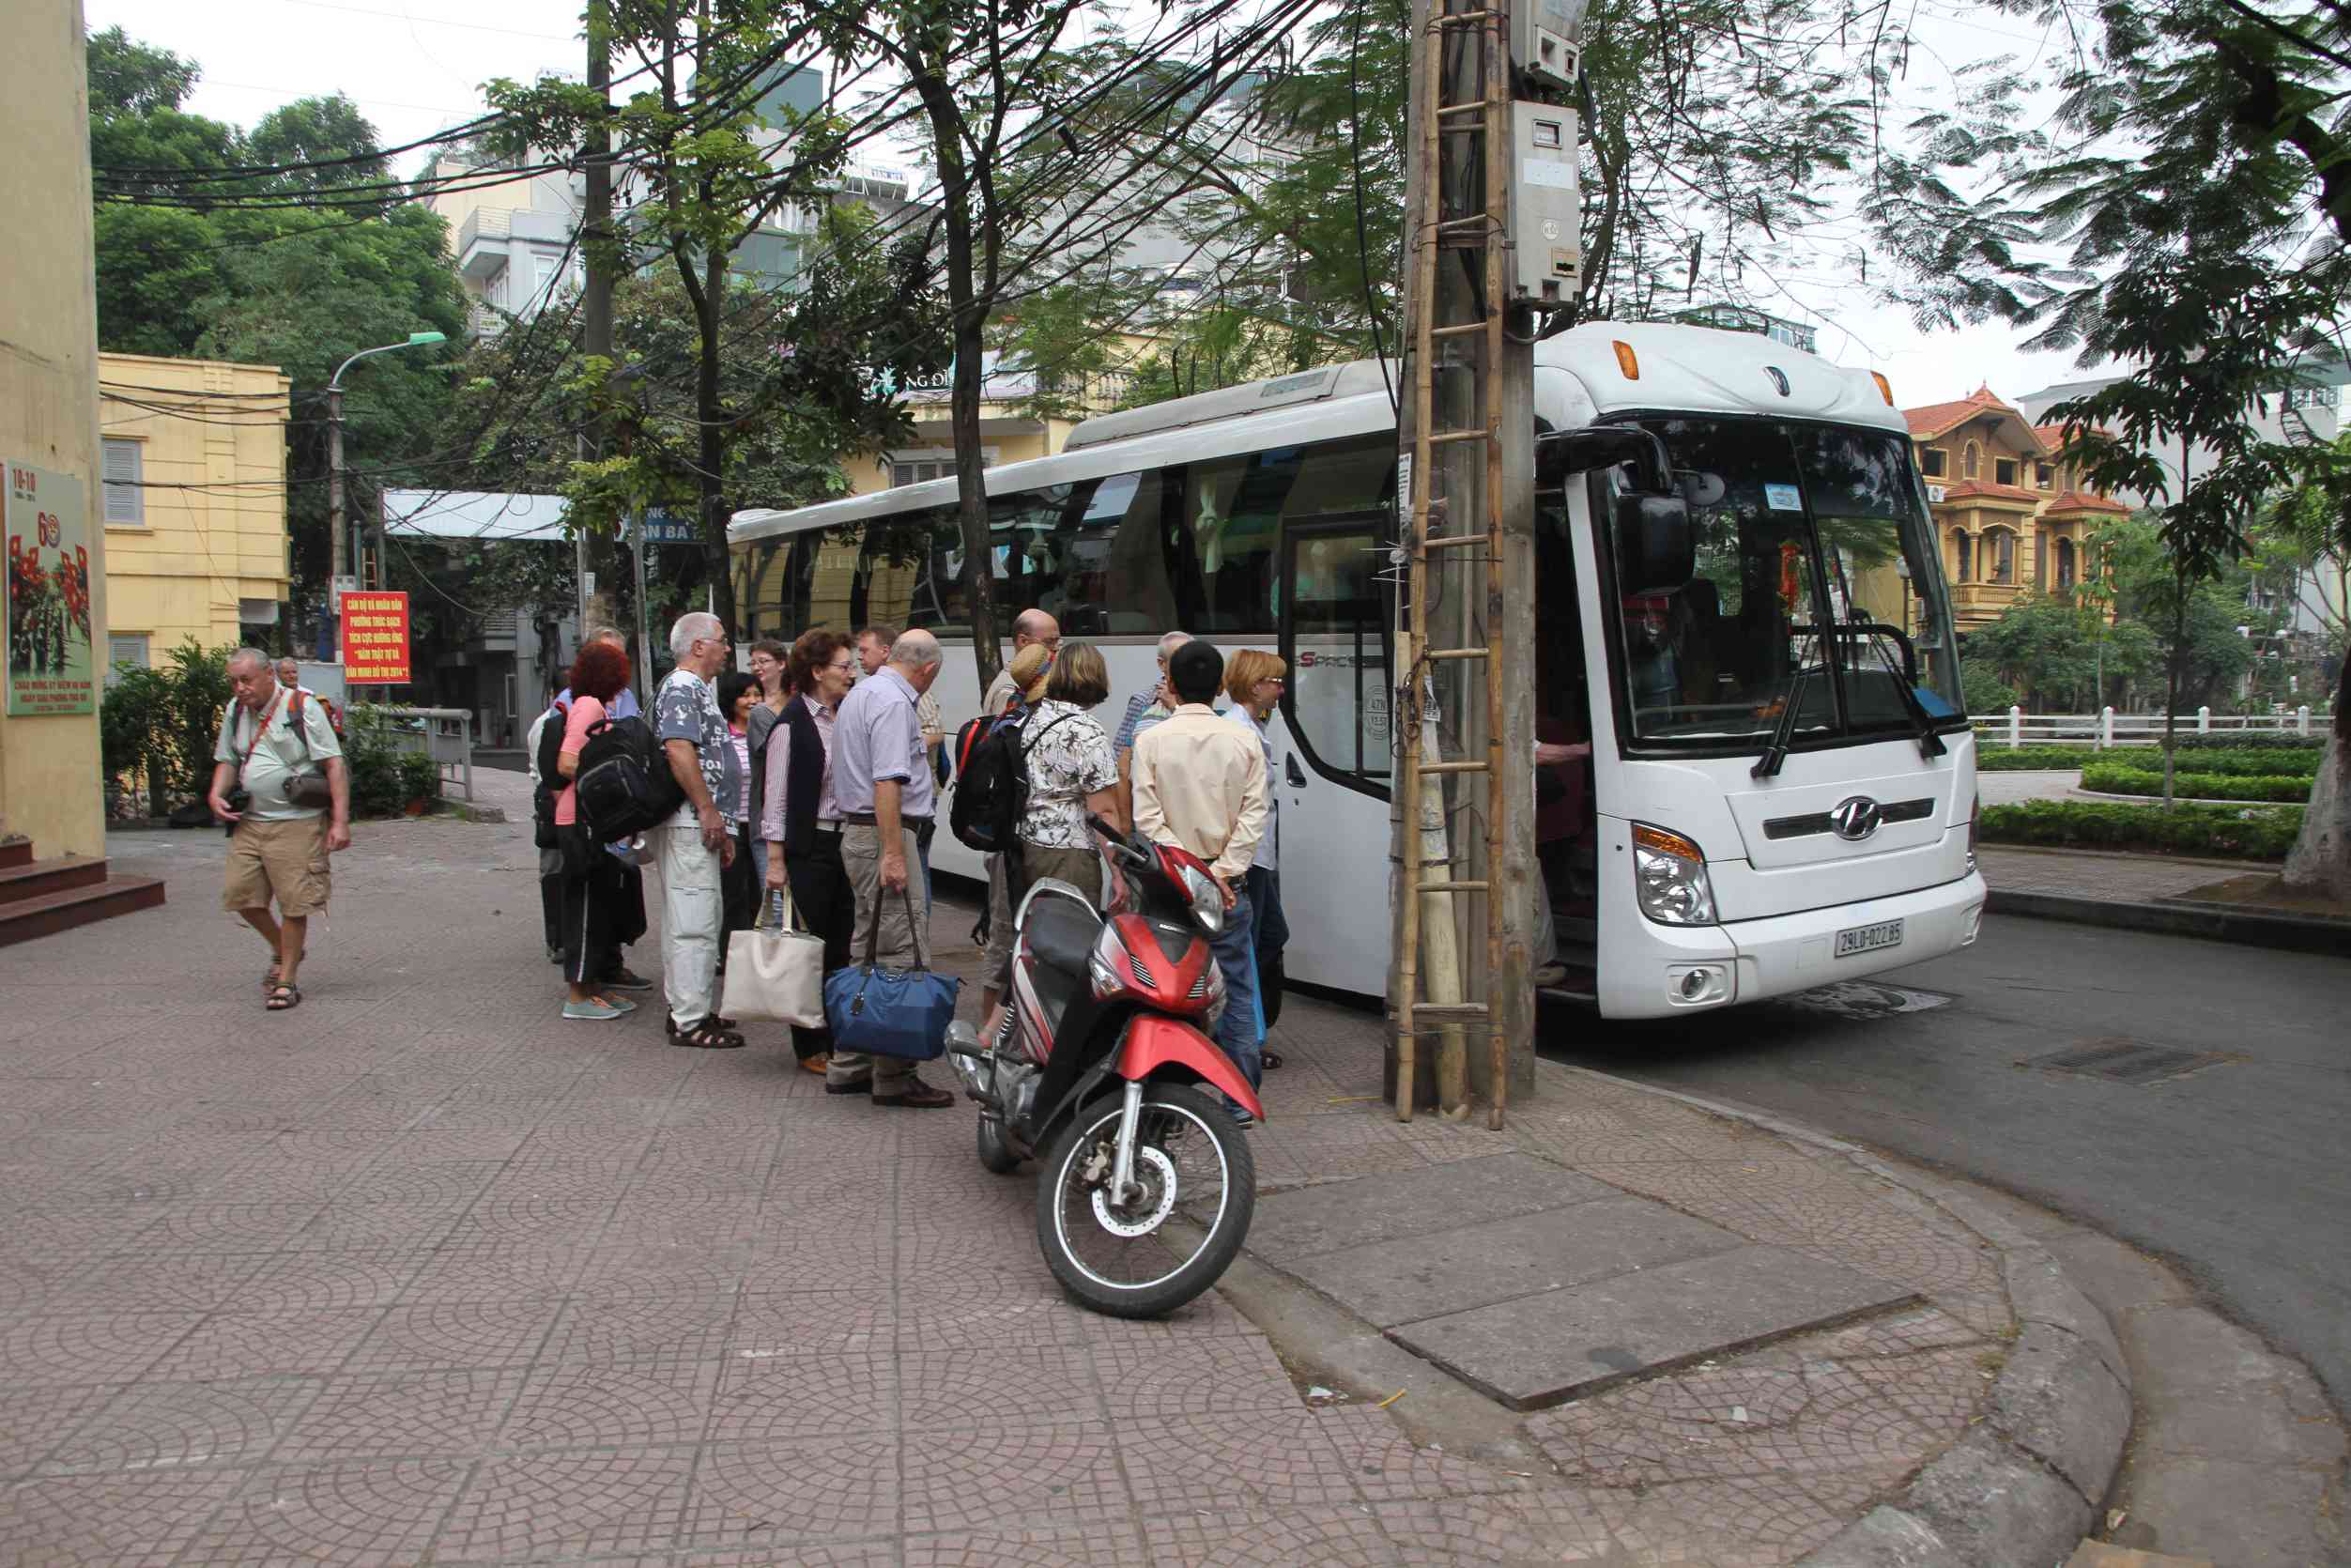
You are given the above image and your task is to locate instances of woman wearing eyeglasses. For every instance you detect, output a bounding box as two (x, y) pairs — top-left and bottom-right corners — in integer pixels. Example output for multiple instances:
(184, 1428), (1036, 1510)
(760, 628), (860, 1073)
(1222, 648), (1290, 1065)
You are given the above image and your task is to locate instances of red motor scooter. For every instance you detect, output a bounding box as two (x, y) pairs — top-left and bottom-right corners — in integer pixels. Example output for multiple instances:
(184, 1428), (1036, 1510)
(945, 814), (1263, 1317)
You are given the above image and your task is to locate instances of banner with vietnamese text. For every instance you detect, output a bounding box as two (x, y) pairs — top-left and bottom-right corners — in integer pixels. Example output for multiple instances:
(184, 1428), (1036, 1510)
(341, 591), (411, 684)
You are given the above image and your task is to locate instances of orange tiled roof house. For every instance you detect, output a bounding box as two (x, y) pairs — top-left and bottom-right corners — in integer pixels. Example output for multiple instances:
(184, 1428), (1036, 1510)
(1902, 385), (2131, 630)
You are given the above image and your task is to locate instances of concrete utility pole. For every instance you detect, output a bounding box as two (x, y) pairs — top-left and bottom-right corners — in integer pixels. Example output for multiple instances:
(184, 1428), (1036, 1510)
(1389, 0), (1564, 1123)
(577, 0), (617, 654)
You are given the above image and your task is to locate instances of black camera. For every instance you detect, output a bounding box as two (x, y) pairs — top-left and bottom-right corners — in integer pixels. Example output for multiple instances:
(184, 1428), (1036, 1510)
(223, 787), (250, 836)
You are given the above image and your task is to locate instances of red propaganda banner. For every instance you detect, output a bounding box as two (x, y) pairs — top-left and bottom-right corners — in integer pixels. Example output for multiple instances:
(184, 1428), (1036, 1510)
(341, 591), (411, 684)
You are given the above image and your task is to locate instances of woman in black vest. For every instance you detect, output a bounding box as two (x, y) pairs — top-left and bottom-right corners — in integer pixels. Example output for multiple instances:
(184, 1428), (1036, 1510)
(760, 628), (858, 1070)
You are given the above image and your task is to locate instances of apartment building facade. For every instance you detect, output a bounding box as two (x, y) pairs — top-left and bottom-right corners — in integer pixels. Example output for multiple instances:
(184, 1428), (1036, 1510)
(95, 352), (293, 675)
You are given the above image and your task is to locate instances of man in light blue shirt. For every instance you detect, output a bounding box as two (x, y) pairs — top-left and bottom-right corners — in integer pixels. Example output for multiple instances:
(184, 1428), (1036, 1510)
(826, 629), (954, 1108)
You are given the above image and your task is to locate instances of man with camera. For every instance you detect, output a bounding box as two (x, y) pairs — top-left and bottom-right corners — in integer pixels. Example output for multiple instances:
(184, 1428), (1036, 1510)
(207, 647), (351, 1011)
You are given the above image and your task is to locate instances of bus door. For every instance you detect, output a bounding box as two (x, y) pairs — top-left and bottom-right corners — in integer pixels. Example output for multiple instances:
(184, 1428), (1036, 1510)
(1276, 513), (1394, 999)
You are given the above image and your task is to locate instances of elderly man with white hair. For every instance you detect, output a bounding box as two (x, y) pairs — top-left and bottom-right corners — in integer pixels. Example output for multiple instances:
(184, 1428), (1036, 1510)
(652, 610), (742, 1050)
(207, 647), (350, 1011)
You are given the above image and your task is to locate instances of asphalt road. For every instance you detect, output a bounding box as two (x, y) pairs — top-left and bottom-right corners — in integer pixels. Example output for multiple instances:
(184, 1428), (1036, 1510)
(1540, 915), (2351, 1413)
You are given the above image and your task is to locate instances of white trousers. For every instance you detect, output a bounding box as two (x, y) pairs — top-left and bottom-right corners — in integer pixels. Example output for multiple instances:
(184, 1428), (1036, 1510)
(654, 821), (723, 1028)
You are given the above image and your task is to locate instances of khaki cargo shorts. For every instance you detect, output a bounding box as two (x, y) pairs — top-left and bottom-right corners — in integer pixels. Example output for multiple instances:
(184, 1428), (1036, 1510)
(223, 816), (331, 917)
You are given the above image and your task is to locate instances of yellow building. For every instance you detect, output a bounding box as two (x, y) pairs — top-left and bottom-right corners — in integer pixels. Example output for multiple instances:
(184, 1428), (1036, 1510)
(1903, 385), (2130, 631)
(1, 0), (109, 861)
(95, 353), (293, 673)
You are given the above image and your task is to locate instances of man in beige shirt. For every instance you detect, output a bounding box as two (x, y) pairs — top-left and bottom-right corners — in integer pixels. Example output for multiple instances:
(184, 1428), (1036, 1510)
(1130, 639), (1269, 1124)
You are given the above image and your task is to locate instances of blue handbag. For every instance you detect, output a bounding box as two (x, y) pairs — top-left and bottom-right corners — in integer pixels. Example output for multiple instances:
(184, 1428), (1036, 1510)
(823, 884), (960, 1061)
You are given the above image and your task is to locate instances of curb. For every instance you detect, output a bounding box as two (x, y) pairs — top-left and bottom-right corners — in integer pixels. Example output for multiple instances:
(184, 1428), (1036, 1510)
(1988, 886), (2351, 956)
(1551, 1068), (2131, 1568)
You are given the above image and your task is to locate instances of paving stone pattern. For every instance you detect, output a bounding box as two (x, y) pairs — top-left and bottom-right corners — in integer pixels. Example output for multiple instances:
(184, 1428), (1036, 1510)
(0, 796), (2015, 1565)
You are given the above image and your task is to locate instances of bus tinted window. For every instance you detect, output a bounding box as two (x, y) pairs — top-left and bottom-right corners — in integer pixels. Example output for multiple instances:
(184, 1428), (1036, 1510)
(1068, 470), (1180, 637)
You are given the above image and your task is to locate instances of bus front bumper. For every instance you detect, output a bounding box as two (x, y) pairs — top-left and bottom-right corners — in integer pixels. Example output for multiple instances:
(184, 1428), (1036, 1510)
(1603, 869), (1987, 1019)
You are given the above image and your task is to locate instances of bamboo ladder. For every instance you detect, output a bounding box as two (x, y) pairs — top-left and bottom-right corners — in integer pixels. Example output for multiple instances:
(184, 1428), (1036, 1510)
(1395, 0), (1514, 1130)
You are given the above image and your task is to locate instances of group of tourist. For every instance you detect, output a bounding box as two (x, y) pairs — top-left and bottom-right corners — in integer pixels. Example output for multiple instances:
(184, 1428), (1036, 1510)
(514, 609), (1287, 1121)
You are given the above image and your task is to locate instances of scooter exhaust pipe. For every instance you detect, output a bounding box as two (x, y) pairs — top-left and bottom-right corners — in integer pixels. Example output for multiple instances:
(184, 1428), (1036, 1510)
(944, 1021), (993, 1103)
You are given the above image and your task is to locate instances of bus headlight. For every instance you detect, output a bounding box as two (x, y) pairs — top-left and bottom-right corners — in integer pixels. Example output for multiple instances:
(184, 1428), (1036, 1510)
(1632, 823), (1716, 925)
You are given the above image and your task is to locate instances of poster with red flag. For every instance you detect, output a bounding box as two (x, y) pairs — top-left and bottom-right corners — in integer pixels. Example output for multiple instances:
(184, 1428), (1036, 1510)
(5, 461), (95, 716)
(341, 591), (411, 684)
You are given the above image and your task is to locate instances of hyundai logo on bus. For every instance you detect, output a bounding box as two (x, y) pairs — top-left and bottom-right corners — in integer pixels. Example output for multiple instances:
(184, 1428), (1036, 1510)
(1830, 796), (1885, 841)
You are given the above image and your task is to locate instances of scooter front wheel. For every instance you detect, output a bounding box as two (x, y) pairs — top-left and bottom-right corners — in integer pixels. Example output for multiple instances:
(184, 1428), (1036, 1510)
(1034, 1082), (1254, 1318)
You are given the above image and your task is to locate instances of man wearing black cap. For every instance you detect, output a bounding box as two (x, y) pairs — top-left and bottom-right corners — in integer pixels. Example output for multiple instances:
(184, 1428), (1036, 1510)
(1129, 639), (1270, 1125)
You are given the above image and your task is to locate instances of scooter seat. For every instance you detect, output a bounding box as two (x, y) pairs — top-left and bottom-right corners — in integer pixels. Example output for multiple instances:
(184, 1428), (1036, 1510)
(1023, 898), (1099, 977)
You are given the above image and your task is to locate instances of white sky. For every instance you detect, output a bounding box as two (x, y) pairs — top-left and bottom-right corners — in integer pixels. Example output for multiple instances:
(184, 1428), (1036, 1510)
(85, 0), (2094, 407)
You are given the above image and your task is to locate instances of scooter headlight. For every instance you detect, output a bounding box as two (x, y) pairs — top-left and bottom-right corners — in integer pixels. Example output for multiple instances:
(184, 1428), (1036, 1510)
(1632, 822), (1716, 925)
(1178, 865), (1226, 935)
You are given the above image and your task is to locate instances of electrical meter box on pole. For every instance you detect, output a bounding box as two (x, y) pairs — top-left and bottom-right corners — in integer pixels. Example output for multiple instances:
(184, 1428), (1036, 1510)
(1514, 0), (1583, 88)
(1511, 103), (1581, 311)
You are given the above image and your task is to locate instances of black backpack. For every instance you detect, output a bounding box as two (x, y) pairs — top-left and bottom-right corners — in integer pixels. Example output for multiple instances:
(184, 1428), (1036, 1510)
(574, 715), (687, 842)
(949, 705), (1076, 854)
(531, 699), (569, 833)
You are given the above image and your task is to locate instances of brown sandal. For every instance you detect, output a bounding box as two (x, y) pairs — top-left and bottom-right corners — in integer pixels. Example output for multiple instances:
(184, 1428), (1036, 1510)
(265, 982), (302, 1011)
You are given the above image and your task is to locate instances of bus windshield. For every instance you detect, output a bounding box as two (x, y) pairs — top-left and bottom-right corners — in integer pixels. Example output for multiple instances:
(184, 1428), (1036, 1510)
(1605, 416), (1964, 750)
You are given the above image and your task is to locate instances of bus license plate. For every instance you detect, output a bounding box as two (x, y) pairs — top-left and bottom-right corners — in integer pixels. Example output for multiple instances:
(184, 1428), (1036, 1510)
(1835, 919), (1904, 959)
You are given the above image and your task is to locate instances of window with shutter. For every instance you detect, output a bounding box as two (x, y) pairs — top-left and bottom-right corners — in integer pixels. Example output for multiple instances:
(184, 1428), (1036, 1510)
(106, 635), (149, 685)
(102, 438), (145, 525)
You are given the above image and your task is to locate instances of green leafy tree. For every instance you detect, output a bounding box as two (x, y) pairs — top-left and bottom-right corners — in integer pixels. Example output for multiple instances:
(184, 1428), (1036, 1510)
(1868, 0), (2351, 884)
(486, 8), (944, 634)
(87, 29), (467, 643)
(1970, 593), (2158, 713)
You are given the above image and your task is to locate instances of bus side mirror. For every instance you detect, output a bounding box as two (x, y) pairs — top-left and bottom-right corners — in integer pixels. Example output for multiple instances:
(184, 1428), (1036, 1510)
(1535, 424), (1674, 494)
(1614, 492), (1696, 593)
(1534, 426), (1694, 592)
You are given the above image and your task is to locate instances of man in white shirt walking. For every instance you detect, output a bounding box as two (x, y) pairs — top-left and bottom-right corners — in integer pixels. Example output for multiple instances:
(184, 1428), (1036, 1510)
(1130, 639), (1270, 1123)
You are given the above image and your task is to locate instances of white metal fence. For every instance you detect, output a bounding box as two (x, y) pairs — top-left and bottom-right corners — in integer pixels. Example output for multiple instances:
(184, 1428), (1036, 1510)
(370, 707), (477, 801)
(1975, 706), (2317, 748)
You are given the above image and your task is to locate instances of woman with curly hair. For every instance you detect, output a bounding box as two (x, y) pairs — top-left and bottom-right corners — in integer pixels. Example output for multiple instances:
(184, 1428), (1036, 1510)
(553, 638), (638, 1021)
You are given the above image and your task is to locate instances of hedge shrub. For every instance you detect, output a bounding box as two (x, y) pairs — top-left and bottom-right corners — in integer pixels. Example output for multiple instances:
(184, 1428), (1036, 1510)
(1975, 744), (2321, 776)
(1978, 799), (2302, 859)
(343, 707), (444, 818)
(2080, 764), (2314, 804)
(1976, 747), (2105, 771)
(2173, 731), (2324, 753)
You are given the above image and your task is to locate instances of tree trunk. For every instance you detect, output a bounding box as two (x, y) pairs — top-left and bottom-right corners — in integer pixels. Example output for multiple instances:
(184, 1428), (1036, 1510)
(915, 54), (1002, 692)
(2162, 581), (2186, 810)
(699, 243), (735, 635)
(2281, 642), (2351, 899)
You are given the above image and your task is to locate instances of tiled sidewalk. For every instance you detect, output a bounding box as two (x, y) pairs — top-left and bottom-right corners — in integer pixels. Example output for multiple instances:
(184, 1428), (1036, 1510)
(0, 804), (2021, 1565)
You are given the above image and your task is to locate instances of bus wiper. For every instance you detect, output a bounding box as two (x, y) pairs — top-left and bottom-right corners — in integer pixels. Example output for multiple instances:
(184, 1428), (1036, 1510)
(1849, 620), (1947, 762)
(1752, 642), (1816, 780)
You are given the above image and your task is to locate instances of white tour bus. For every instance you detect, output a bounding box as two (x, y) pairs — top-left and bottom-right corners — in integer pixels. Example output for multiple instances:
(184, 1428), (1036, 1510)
(729, 321), (1986, 1018)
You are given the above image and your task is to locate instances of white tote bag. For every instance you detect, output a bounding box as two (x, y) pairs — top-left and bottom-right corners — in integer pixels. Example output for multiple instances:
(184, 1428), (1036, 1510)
(721, 893), (827, 1027)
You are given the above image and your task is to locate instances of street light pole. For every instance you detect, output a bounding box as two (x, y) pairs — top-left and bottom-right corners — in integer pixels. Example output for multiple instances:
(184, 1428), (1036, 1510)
(326, 331), (447, 653)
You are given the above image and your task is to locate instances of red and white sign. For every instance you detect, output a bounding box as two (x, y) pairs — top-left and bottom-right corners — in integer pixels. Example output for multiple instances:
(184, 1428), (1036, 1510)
(340, 591), (411, 684)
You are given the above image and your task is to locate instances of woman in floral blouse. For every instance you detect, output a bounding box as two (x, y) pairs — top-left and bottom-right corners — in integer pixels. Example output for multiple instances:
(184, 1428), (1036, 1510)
(1011, 640), (1125, 911)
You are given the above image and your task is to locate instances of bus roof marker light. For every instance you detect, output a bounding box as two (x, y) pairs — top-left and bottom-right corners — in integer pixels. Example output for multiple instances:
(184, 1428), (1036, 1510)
(1870, 371), (1896, 407)
(1612, 341), (1639, 379)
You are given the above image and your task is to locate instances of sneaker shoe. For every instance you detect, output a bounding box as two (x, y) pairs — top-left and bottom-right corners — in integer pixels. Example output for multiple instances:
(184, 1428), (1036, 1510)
(602, 968), (654, 991)
(562, 998), (626, 1022)
(600, 994), (638, 1015)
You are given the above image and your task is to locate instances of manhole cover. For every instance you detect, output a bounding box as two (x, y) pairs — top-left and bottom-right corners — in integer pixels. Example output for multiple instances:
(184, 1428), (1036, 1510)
(1781, 982), (1956, 1021)
(2031, 1038), (2223, 1085)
